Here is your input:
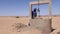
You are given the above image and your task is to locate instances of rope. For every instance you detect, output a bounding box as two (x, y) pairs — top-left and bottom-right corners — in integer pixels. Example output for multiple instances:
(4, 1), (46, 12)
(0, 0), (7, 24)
(38, 0), (39, 10)
(38, 0), (40, 17)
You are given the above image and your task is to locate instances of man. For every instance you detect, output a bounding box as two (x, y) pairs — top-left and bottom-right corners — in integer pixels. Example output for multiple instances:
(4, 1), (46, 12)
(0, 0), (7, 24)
(32, 8), (37, 19)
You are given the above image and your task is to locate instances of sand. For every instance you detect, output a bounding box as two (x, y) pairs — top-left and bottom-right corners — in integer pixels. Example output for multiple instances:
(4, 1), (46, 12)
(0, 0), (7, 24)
(0, 16), (60, 34)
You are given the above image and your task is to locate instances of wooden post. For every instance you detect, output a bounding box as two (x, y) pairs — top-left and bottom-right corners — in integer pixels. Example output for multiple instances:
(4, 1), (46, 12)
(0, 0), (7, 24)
(49, 0), (52, 19)
(29, 3), (32, 19)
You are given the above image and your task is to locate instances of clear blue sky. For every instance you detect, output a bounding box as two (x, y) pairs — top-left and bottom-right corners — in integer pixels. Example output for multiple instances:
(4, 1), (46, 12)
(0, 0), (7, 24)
(0, 0), (60, 16)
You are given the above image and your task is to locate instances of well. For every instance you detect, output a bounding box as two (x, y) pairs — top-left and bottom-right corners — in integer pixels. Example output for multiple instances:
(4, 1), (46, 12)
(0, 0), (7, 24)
(29, 18), (52, 34)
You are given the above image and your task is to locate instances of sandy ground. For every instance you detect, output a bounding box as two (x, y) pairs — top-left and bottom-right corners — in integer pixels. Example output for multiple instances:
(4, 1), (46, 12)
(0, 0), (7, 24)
(0, 16), (29, 34)
(0, 16), (60, 34)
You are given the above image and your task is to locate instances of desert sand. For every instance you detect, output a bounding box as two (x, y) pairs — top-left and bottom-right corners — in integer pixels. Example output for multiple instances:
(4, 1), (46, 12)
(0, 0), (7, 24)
(0, 16), (60, 34)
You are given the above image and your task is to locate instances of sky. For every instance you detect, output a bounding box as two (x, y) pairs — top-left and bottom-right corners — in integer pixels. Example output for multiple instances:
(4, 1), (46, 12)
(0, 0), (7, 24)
(0, 0), (60, 16)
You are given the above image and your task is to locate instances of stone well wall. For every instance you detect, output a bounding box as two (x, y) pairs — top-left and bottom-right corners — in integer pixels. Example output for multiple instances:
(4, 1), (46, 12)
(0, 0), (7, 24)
(29, 18), (52, 34)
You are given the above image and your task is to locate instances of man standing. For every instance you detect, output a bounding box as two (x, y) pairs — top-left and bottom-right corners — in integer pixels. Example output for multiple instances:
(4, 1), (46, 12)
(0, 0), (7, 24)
(32, 8), (37, 19)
